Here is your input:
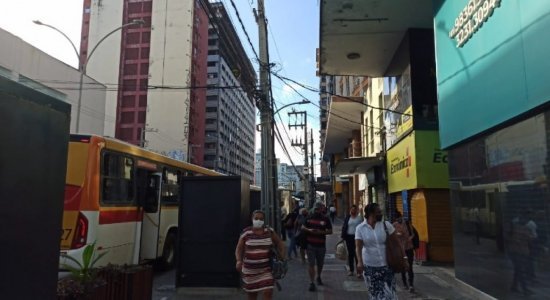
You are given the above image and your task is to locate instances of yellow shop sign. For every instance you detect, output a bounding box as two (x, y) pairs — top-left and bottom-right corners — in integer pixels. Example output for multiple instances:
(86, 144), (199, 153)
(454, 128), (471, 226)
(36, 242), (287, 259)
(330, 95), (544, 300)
(387, 131), (449, 193)
(387, 133), (417, 193)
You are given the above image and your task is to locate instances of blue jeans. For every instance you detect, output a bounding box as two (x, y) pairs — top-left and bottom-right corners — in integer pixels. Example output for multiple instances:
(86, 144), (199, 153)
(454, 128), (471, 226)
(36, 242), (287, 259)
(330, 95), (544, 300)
(287, 229), (298, 258)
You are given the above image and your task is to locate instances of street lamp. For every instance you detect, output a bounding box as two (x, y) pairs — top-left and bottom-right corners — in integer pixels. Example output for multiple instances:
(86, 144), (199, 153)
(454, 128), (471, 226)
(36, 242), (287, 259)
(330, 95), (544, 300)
(274, 99), (310, 115)
(33, 19), (145, 133)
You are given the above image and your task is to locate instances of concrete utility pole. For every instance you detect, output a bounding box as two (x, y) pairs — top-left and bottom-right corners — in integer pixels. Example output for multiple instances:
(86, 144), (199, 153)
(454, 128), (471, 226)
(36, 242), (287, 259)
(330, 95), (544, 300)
(310, 128), (315, 205)
(257, 0), (276, 228)
(289, 110), (310, 207)
(140, 127), (158, 148)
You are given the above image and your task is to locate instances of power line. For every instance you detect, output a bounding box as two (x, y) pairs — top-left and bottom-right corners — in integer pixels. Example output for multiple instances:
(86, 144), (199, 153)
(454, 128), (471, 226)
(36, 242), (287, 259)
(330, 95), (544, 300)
(227, 0), (260, 61)
(273, 72), (412, 117)
(273, 74), (370, 128)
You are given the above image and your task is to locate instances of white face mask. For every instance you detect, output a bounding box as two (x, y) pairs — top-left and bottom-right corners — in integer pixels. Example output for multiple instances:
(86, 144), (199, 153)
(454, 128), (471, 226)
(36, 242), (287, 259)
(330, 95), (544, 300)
(252, 219), (264, 228)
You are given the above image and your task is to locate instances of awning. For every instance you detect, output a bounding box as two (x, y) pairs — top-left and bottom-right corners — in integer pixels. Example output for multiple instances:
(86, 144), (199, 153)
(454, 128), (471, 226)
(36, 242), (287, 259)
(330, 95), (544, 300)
(319, 0), (433, 76)
(333, 156), (383, 176)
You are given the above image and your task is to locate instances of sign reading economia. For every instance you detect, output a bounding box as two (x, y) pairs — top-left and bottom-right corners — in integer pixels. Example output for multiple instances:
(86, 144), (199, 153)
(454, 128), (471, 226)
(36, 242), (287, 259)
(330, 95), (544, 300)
(449, 0), (501, 48)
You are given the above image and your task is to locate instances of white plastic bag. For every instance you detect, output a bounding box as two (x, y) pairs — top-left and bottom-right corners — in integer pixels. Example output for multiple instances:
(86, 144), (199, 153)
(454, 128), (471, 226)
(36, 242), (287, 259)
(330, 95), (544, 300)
(335, 239), (348, 261)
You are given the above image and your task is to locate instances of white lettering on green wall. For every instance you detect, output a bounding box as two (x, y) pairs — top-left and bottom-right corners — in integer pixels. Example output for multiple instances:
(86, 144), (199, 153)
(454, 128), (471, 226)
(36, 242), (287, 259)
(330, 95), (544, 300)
(449, 0), (501, 47)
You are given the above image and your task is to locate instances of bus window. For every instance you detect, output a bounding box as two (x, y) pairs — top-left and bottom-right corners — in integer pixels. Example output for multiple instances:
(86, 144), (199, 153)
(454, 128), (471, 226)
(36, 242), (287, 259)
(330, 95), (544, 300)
(161, 168), (179, 204)
(101, 152), (135, 204)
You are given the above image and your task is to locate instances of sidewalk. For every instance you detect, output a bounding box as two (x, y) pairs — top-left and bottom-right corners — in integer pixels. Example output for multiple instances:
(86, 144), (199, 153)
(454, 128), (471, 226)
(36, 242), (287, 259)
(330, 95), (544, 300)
(154, 218), (494, 299)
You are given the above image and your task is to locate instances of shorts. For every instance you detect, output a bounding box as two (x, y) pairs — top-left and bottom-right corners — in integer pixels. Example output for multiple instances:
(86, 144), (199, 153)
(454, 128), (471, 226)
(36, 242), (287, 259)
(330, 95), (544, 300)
(307, 245), (326, 269)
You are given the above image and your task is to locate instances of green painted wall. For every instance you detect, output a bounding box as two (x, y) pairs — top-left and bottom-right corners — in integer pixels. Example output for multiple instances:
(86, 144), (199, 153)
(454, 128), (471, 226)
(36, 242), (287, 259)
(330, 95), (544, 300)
(434, 0), (550, 148)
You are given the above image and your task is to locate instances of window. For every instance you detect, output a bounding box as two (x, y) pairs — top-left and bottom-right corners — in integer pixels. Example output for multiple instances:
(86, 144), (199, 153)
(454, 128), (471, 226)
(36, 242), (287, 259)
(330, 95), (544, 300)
(161, 169), (180, 204)
(207, 61), (216, 67)
(101, 153), (135, 203)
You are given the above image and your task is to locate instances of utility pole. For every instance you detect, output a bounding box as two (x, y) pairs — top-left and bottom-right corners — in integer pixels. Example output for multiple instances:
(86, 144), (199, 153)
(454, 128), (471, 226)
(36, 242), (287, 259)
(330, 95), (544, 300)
(257, 0), (276, 228)
(289, 110), (310, 208)
(140, 126), (158, 148)
(310, 128), (315, 205)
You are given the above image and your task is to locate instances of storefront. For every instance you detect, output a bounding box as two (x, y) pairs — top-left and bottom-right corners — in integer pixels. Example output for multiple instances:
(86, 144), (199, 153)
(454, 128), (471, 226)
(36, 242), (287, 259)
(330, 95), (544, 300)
(435, 0), (550, 297)
(386, 130), (453, 262)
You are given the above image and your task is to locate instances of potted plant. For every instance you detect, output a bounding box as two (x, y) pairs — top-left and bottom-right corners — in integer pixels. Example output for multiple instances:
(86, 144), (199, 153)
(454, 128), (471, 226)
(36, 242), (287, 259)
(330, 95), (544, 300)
(57, 242), (107, 299)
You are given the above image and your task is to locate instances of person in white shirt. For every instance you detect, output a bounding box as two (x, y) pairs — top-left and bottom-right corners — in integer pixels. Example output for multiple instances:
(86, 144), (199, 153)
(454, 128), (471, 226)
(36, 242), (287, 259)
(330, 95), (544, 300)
(355, 203), (398, 299)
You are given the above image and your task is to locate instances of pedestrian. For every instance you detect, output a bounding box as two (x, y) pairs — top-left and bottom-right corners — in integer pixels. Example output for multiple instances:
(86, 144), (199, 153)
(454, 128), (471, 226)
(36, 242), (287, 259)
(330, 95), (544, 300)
(341, 205), (363, 278)
(507, 216), (534, 296)
(329, 203), (337, 223)
(281, 207), (288, 241)
(235, 210), (286, 300)
(303, 201), (333, 292)
(295, 208), (309, 263)
(284, 207), (299, 259)
(393, 211), (415, 292)
(525, 209), (539, 281)
(355, 203), (399, 299)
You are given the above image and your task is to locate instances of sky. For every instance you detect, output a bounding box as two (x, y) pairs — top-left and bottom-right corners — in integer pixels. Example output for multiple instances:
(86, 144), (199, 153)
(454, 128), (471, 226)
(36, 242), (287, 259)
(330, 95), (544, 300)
(0, 0), (322, 174)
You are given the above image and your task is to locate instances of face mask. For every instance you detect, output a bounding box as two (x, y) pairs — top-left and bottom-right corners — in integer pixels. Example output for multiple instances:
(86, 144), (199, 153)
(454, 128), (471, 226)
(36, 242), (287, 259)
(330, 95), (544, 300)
(375, 215), (383, 222)
(397, 218), (403, 224)
(252, 219), (264, 228)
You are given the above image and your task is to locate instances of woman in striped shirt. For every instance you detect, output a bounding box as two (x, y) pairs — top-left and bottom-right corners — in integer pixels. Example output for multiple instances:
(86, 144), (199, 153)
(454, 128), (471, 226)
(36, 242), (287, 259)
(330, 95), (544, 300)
(235, 210), (286, 300)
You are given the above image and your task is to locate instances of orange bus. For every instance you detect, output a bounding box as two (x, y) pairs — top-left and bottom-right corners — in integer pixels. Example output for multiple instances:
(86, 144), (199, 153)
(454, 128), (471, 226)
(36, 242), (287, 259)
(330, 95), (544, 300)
(60, 134), (221, 269)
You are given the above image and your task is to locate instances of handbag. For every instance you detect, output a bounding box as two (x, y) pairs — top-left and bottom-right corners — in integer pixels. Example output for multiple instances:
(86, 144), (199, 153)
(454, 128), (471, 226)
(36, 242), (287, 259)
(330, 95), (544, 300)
(269, 229), (288, 280)
(335, 239), (348, 260)
(383, 221), (409, 273)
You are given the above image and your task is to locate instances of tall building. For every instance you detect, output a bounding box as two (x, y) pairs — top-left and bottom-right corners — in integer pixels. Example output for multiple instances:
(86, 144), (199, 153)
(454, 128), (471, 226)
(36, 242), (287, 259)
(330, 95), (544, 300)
(278, 163), (303, 193)
(202, 1), (256, 181)
(188, 1), (209, 165)
(80, 0), (200, 161)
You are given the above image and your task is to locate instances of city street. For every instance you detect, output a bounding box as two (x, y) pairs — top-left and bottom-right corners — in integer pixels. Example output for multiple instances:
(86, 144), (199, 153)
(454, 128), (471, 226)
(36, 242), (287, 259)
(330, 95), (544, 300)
(152, 220), (490, 300)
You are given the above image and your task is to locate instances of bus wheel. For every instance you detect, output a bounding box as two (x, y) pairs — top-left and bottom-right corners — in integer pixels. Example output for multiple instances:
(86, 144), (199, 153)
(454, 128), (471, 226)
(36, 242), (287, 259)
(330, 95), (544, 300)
(159, 232), (176, 270)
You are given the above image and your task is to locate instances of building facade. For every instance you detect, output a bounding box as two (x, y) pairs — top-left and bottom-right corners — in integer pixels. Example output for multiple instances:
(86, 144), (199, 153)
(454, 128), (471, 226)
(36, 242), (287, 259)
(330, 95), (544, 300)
(319, 1), (453, 263)
(434, 0), (550, 297)
(81, 0), (196, 161)
(202, 1), (256, 181)
(0, 27), (106, 135)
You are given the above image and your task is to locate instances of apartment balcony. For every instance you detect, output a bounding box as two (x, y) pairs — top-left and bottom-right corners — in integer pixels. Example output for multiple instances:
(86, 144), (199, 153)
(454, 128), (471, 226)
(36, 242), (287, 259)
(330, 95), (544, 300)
(206, 112), (217, 119)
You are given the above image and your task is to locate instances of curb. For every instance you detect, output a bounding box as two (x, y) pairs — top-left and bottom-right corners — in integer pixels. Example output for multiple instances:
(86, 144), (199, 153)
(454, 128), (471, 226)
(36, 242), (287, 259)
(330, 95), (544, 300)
(432, 267), (497, 300)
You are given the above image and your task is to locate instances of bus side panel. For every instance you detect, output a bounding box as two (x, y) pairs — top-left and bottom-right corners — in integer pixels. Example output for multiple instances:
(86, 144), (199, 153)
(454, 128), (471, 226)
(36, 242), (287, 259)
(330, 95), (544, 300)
(95, 208), (143, 266)
(157, 206), (178, 256)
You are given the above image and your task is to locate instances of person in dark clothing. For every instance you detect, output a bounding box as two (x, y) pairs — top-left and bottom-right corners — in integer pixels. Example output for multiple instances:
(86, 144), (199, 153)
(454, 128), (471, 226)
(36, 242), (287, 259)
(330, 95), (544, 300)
(303, 201), (333, 292)
(393, 212), (415, 292)
(329, 203), (336, 223)
(283, 207), (299, 259)
(341, 205), (363, 278)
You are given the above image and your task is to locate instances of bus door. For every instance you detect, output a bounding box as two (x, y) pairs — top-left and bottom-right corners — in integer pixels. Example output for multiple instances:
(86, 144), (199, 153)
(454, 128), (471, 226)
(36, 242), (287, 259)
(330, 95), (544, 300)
(137, 169), (162, 261)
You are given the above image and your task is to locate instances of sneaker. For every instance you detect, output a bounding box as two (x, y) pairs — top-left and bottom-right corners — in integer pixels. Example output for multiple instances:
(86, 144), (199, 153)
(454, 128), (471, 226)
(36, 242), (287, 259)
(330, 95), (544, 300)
(347, 271), (354, 276)
(409, 286), (415, 293)
(316, 277), (324, 286)
(308, 283), (316, 292)
(404, 284), (409, 291)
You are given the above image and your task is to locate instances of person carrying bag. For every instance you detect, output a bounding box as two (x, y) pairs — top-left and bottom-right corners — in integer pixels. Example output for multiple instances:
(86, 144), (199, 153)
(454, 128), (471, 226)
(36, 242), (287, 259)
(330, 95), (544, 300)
(355, 203), (399, 299)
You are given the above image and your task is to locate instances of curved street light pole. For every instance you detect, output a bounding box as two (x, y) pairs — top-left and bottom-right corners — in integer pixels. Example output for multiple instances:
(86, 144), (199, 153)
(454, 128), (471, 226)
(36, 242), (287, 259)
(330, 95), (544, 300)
(33, 19), (145, 133)
(274, 99), (310, 115)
